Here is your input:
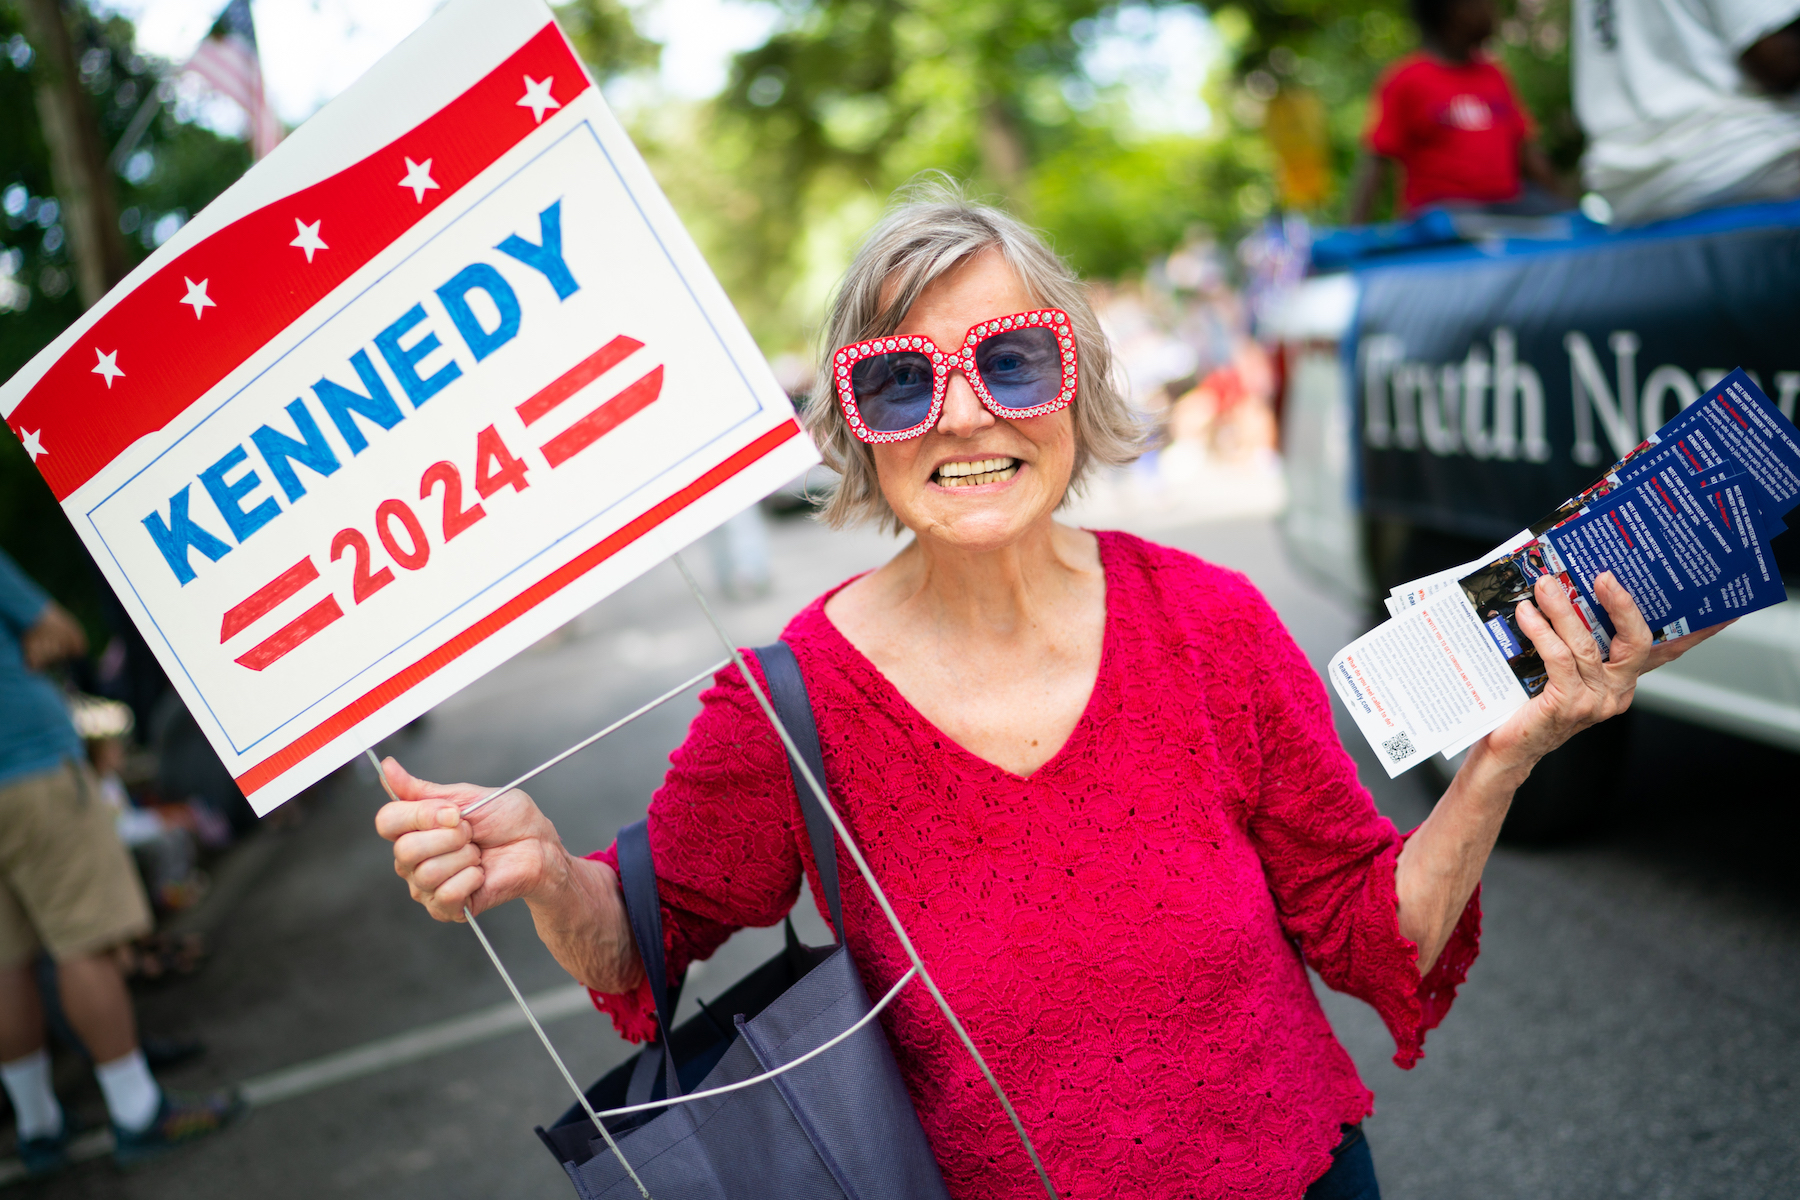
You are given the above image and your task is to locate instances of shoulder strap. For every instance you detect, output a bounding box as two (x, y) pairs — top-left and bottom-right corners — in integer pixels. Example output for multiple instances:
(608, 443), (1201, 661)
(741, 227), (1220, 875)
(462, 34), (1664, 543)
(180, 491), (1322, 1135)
(752, 641), (844, 939)
(615, 819), (681, 1099)
(611, 643), (838, 1099)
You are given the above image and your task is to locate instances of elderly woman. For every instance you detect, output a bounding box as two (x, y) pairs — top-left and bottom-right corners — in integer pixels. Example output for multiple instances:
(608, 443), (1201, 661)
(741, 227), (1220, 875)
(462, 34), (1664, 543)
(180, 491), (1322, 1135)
(377, 189), (1714, 1198)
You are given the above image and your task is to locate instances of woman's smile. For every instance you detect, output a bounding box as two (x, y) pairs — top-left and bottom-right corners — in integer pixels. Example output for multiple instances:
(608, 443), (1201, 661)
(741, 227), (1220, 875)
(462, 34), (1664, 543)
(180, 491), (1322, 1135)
(931, 456), (1020, 488)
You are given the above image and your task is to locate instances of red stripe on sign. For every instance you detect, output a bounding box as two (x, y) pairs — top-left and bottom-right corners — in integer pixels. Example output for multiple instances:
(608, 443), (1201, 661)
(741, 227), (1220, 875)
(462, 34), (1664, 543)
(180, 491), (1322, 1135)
(233, 419), (801, 795)
(516, 335), (644, 426)
(541, 365), (663, 468)
(234, 596), (345, 671)
(221, 557), (319, 642)
(7, 22), (589, 501)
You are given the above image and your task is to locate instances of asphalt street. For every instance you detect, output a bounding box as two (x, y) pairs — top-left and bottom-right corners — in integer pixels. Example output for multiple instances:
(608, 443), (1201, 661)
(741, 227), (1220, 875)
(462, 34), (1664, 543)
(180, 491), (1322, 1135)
(18, 510), (1799, 1199)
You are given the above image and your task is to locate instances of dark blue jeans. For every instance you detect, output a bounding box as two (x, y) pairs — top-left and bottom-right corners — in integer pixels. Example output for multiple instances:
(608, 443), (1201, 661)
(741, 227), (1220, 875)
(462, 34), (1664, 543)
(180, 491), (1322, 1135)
(1303, 1124), (1380, 1200)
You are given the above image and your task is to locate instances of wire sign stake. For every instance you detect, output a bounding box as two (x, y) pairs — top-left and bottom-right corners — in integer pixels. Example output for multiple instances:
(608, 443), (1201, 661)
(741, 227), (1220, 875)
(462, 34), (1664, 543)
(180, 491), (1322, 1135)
(360, 549), (1058, 1198)
(364, 748), (652, 1198)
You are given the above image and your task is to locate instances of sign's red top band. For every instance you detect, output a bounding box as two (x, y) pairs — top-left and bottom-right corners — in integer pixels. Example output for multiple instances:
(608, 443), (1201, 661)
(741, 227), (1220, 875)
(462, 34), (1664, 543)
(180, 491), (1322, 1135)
(8, 21), (587, 502)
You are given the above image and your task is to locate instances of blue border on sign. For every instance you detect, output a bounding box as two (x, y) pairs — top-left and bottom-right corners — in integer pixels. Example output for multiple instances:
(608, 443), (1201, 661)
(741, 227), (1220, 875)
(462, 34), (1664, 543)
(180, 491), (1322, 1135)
(86, 119), (784, 756)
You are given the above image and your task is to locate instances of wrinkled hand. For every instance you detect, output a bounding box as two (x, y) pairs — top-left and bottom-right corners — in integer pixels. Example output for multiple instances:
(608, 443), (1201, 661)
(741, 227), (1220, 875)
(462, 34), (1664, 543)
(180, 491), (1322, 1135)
(373, 758), (564, 922)
(373, 759), (643, 992)
(1485, 571), (1728, 773)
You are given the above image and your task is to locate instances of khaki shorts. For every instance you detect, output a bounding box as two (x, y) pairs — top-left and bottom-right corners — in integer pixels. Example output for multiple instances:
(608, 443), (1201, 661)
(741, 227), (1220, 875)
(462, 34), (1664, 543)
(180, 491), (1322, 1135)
(0, 761), (152, 966)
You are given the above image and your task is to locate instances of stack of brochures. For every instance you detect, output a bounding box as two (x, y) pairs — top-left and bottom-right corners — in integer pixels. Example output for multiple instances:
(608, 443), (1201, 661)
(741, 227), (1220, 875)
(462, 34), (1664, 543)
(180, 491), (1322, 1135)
(1330, 369), (1797, 777)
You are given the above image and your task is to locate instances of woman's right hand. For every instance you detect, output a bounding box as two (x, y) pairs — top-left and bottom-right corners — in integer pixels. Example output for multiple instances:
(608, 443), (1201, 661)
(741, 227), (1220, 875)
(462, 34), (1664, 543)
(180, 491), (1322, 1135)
(373, 757), (564, 923)
(373, 757), (645, 993)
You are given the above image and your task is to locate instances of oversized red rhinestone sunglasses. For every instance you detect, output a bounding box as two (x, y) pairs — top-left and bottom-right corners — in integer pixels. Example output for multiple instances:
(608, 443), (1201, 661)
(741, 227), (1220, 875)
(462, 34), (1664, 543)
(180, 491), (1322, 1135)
(831, 308), (1079, 444)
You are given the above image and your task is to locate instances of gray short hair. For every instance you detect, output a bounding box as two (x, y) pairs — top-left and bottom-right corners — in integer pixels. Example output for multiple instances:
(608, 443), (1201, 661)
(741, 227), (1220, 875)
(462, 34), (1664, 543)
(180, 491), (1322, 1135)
(804, 179), (1142, 531)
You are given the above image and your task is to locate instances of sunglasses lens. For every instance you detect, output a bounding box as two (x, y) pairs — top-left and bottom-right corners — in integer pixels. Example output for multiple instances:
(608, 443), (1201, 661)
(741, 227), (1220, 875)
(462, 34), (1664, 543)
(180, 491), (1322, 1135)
(850, 351), (937, 432)
(975, 326), (1065, 412)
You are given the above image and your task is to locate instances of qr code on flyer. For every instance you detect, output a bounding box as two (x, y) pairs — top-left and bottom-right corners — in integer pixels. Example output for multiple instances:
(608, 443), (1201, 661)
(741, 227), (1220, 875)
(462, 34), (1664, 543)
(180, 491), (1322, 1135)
(1382, 731), (1416, 763)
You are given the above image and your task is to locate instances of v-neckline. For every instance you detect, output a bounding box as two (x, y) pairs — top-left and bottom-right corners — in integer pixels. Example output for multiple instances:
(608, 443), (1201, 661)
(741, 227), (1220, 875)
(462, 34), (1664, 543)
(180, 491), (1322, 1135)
(810, 531), (1119, 783)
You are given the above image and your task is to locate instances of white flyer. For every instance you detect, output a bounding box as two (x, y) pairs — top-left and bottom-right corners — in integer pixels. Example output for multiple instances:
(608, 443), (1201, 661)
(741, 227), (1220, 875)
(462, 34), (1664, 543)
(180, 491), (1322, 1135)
(1329, 589), (1529, 777)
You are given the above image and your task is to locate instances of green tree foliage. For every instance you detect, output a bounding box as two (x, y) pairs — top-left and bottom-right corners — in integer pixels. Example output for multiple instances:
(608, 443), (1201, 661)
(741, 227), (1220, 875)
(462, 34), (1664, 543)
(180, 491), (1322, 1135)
(1495, 0), (1579, 173)
(1028, 125), (1265, 278)
(639, 0), (1269, 351)
(552, 0), (662, 77)
(0, 7), (250, 381)
(647, 0), (1579, 351)
(1, 3), (250, 638)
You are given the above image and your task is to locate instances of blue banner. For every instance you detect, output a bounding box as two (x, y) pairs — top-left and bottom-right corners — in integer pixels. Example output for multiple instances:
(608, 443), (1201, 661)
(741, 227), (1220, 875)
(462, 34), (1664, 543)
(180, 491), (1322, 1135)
(1352, 212), (1800, 563)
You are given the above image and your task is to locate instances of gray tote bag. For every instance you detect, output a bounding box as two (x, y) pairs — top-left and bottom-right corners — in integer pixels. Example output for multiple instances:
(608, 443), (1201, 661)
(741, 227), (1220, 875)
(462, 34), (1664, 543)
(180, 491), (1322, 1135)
(535, 642), (952, 1200)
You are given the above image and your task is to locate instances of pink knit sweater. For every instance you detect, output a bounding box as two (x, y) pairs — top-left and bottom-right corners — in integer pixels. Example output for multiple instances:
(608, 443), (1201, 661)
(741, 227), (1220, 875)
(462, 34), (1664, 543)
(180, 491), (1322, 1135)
(588, 531), (1479, 1199)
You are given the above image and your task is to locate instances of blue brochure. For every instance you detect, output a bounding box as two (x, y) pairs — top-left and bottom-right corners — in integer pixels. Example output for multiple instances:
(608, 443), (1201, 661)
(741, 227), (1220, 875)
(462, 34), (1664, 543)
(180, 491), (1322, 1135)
(1543, 461), (1786, 642)
(1463, 367), (1793, 684)
(1611, 369), (1800, 536)
(1344, 371), (1797, 772)
(1528, 369), (1800, 539)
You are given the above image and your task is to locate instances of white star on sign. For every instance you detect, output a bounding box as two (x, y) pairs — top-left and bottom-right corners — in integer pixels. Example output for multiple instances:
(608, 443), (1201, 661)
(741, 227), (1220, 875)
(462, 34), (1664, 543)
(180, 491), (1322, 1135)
(399, 157), (439, 203)
(92, 348), (124, 388)
(18, 428), (45, 462)
(180, 276), (216, 319)
(517, 75), (560, 124)
(290, 218), (327, 262)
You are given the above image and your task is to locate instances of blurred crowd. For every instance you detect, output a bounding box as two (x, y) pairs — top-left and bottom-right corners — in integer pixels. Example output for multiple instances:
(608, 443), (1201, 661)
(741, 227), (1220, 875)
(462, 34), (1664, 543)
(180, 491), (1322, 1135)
(0, 549), (249, 1174)
(3, 561), (259, 979)
(1068, 236), (1286, 526)
(39, 599), (266, 953)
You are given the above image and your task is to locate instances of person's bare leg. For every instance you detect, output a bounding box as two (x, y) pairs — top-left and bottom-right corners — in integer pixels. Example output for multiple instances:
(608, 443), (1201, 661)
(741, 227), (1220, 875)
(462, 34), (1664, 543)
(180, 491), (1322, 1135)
(56, 953), (137, 1063)
(58, 952), (164, 1134)
(0, 964), (47, 1061)
(0, 962), (64, 1144)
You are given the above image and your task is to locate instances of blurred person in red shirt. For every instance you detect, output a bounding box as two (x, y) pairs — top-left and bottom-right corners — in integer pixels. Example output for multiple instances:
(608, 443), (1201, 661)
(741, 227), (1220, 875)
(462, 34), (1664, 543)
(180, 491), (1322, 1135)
(1349, 0), (1565, 222)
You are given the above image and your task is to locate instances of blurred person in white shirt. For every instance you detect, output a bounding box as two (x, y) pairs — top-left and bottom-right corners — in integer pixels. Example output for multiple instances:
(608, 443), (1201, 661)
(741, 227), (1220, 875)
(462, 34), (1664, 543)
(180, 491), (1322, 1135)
(1573, 0), (1800, 223)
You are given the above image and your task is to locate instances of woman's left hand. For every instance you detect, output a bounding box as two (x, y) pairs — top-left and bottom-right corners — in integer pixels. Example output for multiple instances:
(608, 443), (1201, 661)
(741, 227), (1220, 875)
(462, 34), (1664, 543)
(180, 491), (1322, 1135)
(1402, 572), (1730, 974)
(1486, 571), (1729, 774)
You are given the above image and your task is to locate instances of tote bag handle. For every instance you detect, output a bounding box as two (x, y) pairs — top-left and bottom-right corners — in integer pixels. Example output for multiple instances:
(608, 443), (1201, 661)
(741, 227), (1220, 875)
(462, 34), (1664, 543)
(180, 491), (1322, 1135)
(754, 640), (845, 937)
(614, 641), (842, 1099)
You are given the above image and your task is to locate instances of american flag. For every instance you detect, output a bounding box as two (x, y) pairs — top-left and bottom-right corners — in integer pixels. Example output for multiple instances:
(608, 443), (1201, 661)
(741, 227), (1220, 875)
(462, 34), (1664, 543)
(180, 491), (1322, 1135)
(184, 0), (283, 159)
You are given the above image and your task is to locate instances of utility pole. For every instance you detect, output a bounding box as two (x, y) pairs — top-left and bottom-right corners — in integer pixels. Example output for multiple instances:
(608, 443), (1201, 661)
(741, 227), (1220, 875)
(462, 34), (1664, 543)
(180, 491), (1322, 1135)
(17, 0), (128, 308)
(979, 100), (1028, 206)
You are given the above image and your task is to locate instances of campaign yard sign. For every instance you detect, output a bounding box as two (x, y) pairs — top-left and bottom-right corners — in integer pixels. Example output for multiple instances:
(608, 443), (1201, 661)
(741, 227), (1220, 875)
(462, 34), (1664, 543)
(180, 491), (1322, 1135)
(0, 0), (819, 814)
